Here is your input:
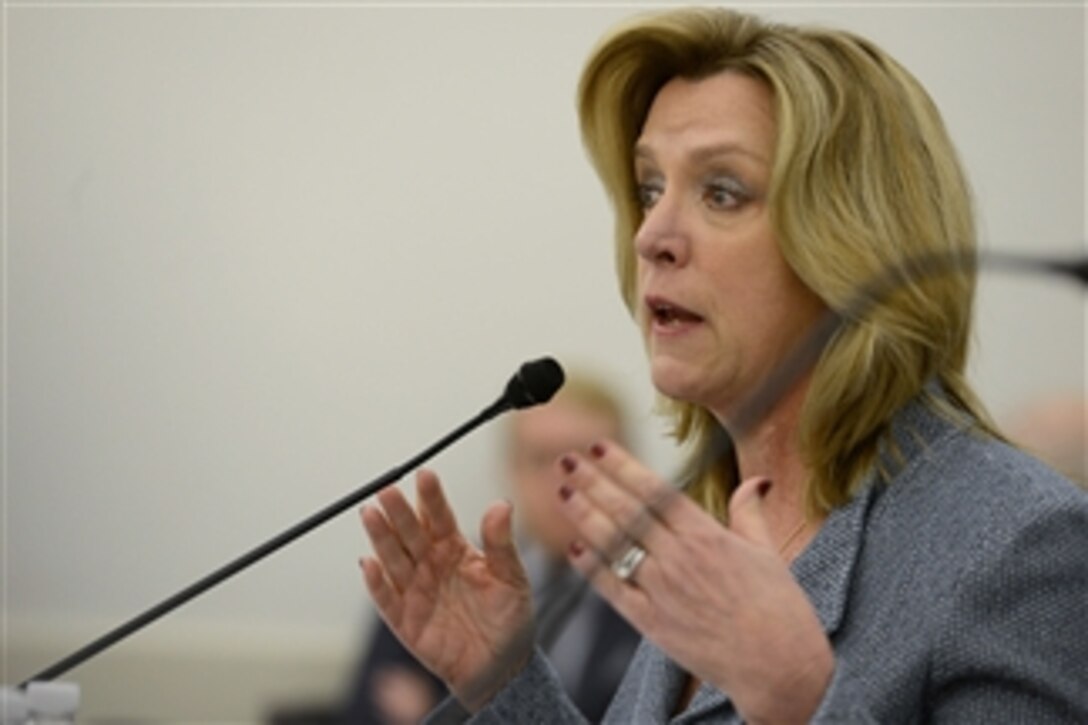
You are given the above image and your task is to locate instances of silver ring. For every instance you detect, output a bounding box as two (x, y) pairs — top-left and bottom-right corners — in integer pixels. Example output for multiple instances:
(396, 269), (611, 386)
(610, 544), (647, 583)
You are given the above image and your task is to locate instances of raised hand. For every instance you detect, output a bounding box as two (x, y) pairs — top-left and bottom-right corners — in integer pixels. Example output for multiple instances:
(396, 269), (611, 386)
(359, 468), (535, 711)
(557, 441), (834, 723)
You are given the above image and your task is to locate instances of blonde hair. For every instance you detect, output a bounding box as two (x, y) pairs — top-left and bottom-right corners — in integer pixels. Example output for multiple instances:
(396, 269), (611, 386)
(577, 8), (998, 517)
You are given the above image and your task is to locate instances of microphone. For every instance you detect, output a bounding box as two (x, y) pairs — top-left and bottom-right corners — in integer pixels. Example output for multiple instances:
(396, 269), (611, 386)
(18, 357), (565, 688)
(502, 356), (566, 411)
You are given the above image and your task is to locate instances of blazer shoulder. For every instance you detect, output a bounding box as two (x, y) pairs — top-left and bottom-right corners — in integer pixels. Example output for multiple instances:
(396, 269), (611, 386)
(893, 417), (1087, 527)
(867, 420), (1088, 598)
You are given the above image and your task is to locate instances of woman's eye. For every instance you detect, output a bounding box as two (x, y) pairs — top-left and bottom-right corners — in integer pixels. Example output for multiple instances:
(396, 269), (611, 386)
(703, 178), (748, 210)
(636, 182), (663, 210)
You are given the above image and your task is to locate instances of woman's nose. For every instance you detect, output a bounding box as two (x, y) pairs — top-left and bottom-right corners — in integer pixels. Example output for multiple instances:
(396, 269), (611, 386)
(634, 195), (690, 267)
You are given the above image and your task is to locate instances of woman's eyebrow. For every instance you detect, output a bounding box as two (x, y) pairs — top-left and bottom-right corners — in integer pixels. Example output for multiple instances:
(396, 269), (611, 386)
(634, 140), (769, 167)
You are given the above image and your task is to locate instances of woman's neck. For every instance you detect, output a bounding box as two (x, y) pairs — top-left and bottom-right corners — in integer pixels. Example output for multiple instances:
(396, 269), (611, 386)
(718, 373), (819, 558)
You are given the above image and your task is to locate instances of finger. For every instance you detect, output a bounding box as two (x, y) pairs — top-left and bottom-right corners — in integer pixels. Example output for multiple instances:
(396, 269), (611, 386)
(581, 440), (687, 525)
(479, 500), (526, 585)
(559, 453), (659, 550)
(566, 538), (651, 624)
(557, 464), (658, 564)
(360, 502), (417, 592)
(377, 486), (428, 561)
(559, 451), (685, 555)
(359, 555), (401, 617)
(415, 469), (461, 540)
(727, 475), (775, 549)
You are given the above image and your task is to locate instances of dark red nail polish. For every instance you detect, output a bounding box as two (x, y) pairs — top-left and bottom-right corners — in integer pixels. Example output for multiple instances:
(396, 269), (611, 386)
(558, 484), (573, 501)
(560, 455), (577, 474)
(569, 540), (584, 556)
(589, 442), (606, 459)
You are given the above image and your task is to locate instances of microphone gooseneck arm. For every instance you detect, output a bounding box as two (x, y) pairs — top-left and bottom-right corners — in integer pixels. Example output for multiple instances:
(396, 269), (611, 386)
(19, 357), (565, 688)
(730, 249), (1087, 438)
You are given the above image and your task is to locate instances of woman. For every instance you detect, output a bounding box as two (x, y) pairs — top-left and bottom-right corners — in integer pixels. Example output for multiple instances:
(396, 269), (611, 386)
(359, 8), (1088, 723)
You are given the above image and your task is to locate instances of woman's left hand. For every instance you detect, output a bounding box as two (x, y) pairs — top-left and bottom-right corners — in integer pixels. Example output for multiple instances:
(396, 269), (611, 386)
(557, 441), (834, 724)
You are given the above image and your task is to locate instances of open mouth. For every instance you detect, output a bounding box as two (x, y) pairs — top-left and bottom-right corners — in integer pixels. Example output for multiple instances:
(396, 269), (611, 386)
(647, 298), (703, 327)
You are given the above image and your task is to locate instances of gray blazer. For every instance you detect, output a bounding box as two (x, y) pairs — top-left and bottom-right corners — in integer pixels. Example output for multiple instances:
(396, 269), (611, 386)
(446, 396), (1088, 723)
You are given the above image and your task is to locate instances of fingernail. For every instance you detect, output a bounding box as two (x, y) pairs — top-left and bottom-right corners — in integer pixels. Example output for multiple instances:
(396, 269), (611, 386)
(558, 484), (573, 501)
(569, 540), (584, 556)
(757, 478), (773, 497)
(560, 455), (577, 474)
(589, 442), (606, 459)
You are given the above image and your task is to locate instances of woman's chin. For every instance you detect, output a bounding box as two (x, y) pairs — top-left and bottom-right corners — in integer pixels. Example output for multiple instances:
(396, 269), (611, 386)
(649, 360), (706, 404)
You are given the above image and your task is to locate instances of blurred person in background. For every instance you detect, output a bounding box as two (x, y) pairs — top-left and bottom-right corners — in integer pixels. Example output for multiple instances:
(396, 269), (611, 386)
(1005, 392), (1087, 489)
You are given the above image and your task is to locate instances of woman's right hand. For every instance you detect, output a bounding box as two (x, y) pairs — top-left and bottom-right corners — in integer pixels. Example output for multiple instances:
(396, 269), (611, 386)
(359, 468), (535, 711)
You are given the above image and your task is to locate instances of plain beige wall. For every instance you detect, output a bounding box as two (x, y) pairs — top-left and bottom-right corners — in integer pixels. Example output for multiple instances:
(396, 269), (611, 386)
(4, 2), (1084, 721)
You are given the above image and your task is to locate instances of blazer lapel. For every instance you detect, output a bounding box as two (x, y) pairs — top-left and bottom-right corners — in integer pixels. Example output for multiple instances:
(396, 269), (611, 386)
(791, 481), (874, 635)
(622, 640), (690, 721)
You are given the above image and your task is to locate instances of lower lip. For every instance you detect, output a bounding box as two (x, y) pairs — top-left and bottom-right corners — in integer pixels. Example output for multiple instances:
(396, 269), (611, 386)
(650, 316), (703, 338)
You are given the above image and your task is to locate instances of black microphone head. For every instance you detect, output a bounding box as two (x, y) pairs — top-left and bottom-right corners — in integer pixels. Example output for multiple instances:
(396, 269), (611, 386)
(503, 357), (565, 410)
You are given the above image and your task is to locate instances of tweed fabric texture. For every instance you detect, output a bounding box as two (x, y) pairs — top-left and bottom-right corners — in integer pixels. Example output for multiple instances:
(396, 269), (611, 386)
(436, 396), (1088, 724)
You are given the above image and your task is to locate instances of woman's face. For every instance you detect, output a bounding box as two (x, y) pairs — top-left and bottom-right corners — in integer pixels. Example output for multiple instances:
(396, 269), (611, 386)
(633, 71), (826, 420)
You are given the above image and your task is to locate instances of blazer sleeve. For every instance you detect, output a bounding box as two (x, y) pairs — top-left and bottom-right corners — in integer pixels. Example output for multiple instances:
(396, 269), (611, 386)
(440, 648), (588, 725)
(810, 480), (1088, 723)
(925, 499), (1088, 722)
